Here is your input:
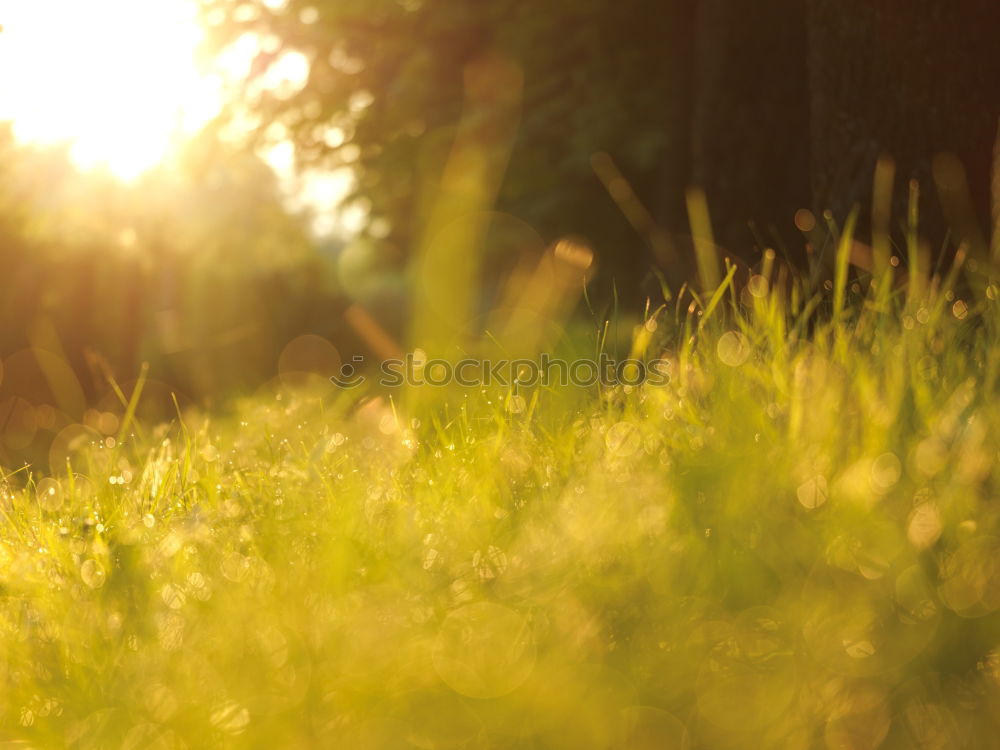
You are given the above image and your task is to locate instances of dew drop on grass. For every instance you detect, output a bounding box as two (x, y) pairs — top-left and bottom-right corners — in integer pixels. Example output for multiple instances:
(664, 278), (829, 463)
(748, 275), (769, 298)
(161, 584), (186, 610)
(210, 700), (250, 734)
(907, 503), (942, 549)
(797, 475), (828, 509)
(379, 414), (398, 435)
(81, 559), (106, 589)
(871, 452), (901, 491)
(200, 444), (220, 462)
(938, 536), (1000, 616)
(36, 478), (62, 512)
(158, 532), (182, 558)
(606, 421), (641, 458)
(432, 602), (536, 699)
(795, 208), (816, 232)
(843, 638), (877, 659)
(717, 331), (751, 367)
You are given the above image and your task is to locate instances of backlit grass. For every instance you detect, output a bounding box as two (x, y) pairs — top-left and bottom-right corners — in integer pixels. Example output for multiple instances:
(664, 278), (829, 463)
(1, 248), (999, 748)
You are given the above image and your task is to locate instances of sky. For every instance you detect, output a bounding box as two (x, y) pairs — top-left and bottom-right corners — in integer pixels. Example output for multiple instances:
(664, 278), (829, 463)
(0, 0), (356, 234)
(0, 0), (221, 179)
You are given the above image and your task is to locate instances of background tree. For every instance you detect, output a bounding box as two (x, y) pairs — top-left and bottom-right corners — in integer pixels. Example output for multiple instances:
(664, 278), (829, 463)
(201, 0), (1000, 302)
(200, 0), (690, 298)
(807, 0), (1000, 266)
(0, 128), (333, 419)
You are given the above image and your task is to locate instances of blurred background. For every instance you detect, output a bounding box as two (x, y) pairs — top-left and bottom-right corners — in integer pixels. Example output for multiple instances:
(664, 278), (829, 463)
(1, 0), (998, 469)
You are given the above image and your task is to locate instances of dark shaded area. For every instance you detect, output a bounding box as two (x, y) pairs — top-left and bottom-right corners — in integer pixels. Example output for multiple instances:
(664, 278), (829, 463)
(205, 0), (1000, 296)
(808, 0), (1000, 258)
(688, 0), (811, 258)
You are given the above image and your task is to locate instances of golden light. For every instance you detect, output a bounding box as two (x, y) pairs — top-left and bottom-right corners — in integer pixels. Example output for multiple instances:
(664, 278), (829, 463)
(0, 0), (222, 180)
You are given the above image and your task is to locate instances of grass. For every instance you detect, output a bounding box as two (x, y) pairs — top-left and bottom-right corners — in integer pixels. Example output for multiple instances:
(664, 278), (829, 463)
(1, 242), (1000, 749)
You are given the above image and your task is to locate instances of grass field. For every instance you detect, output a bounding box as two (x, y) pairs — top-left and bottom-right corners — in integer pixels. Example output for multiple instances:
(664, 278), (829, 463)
(1, 238), (999, 748)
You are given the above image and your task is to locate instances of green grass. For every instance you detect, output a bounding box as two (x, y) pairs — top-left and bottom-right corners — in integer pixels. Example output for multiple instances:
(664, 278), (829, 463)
(1, 256), (1000, 748)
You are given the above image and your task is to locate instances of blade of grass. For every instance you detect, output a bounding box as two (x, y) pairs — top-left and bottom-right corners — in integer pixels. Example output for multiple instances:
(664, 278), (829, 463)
(833, 209), (858, 323)
(686, 187), (720, 293)
(116, 361), (149, 443)
(700, 262), (738, 327)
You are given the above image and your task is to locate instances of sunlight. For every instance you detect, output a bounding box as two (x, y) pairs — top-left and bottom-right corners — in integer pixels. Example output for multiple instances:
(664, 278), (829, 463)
(0, 0), (221, 180)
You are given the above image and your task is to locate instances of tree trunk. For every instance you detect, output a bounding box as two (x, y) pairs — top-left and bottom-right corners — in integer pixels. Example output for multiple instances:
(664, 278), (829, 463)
(692, 0), (811, 261)
(807, 0), (1000, 261)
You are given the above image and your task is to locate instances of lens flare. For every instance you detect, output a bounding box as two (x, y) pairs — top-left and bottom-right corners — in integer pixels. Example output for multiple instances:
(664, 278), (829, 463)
(0, 0), (221, 179)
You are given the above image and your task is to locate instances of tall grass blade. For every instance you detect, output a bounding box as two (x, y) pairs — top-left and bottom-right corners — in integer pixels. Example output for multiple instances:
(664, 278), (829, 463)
(686, 187), (720, 293)
(833, 209), (858, 322)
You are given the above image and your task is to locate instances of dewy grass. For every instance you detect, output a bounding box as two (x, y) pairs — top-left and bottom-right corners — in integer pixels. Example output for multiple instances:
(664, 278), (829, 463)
(1, 250), (1000, 748)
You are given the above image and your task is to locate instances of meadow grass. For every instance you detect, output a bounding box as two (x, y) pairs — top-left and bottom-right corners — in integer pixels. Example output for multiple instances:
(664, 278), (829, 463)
(1, 241), (1000, 748)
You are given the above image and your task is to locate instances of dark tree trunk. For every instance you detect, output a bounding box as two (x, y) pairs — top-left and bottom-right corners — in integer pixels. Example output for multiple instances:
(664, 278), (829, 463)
(649, 0), (699, 238)
(637, 0), (1000, 298)
(691, 0), (811, 261)
(807, 0), (1000, 259)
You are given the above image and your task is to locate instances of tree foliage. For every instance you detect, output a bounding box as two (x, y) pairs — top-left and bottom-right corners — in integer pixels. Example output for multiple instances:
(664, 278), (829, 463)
(0, 125), (329, 422)
(200, 0), (681, 293)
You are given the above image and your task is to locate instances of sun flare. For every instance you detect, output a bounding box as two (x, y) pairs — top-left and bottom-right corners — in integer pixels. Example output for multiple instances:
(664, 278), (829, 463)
(0, 0), (222, 179)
